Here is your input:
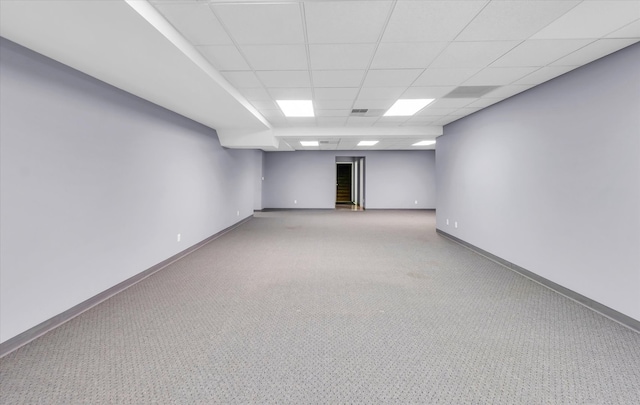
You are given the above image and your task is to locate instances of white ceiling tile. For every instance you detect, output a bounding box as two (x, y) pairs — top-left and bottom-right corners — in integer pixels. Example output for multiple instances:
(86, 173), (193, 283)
(371, 42), (447, 69)
(267, 116), (289, 127)
(256, 71), (311, 87)
(260, 109), (285, 119)
(316, 110), (351, 117)
(484, 85), (535, 99)
(456, 1), (580, 41)
(305, 1), (393, 44)
(454, 107), (483, 116)
(150, 0), (200, 3)
(429, 98), (476, 109)
(313, 70), (366, 87)
(314, 88), (360, 100)
(357, 87), (407, 100)
(316, 117), (348, 126)
(309, 44), (376, 69)
(464, 67), (539, 85)
(347, 116), (379, 126)
(435, 115), (465, 125)
(431, 41), (519, 68)
(406, 116), (439, 125)
(352, 99), (395, 109)
(417, 107), (460, 116)
(241, 45), (308, 70)
(491, 39), (593, 67)
(363, 69), (423, 87)
(467, 98), (502, 109)
(241, 87), (271, 101)
(337, 139), (360, 148)
(252, 100), (278, 110)
(268, 88), (313, 99)
(377, 116), (409, 123)
(607, 19), (640, 38)
(413, 68), (479, 86)
(222, 71), (263, 88)
(551, 38), (639, 66)
(382, 1), (487, 42)
(287, 117), (316, 125)
(154, 3), (233, 45)
(198, 46), (250, 71)
(514, 66), (578, 85)
(401, 86), (456, 99)
(374, 122), (405, 127)
(315, 100), (355, 110)
(212, 3), (304, 44)
(531, 1), (640, 39)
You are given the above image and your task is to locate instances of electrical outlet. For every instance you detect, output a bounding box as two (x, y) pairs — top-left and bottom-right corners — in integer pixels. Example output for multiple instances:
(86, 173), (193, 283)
(414, 200), (418, 205)
(454, 221), (458, 229)
(446, 219), (449, 225)
(294, 200), (297, 204)
(236, 210), (240, 216)
(177, 233), (181, 242)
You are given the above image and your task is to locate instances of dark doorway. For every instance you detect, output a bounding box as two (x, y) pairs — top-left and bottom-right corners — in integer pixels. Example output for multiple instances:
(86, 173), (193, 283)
(335, 157), (365, 210)
(336, 163), (352, 203)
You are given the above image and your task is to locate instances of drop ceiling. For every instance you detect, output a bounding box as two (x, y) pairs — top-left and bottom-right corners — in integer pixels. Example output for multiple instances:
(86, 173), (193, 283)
(1, 0), (639, 151)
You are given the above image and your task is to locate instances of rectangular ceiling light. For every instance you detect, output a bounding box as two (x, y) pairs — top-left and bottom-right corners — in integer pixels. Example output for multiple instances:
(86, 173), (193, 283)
(358, 141), (379, 146)
(384, 99), (434, 116)
(276, 100), (314, 117)
(300, 141), (319, 147)
(413, 140), (436, 146)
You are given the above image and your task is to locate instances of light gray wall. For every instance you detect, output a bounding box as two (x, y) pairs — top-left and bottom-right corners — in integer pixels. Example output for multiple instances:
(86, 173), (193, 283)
(263, 150), (436, 209)
(436, 43), (640, 321)
(0, 38), (262, 343)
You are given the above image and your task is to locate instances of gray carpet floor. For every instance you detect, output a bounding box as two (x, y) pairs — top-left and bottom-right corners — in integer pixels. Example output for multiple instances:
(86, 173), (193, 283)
(1, 210), (639, 404)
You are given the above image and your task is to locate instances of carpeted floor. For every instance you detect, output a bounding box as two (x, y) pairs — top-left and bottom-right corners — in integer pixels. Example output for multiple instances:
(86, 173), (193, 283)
(1, 210), (639, 404)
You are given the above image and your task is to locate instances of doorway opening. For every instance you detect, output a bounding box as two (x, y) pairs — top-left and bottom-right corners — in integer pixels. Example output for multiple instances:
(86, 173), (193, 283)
(335, 157), (365, 211)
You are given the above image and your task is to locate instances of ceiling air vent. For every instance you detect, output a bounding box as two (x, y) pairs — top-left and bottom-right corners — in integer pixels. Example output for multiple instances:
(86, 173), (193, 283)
(443, 86), (500, 98)
(350, 108), (386, 117)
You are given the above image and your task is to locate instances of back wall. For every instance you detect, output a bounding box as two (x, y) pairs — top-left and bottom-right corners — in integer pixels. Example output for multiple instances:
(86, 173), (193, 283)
(263, 150), (436, 209)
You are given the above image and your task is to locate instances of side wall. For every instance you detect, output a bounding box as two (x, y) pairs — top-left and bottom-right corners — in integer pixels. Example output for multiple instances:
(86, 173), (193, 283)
(436, 43), (640, 321)
(0, 38), (262, 343)
(263, 150), (436, 209)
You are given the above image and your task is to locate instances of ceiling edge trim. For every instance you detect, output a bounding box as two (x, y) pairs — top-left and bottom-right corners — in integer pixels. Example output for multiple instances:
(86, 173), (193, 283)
(125, 0), (271, 130)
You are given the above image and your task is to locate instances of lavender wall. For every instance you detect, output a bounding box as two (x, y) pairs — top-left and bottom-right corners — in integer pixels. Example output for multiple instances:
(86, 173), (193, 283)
(263, 150), (436, 209)
(0, 38), (262, 343)
(436, 43), (640, 321)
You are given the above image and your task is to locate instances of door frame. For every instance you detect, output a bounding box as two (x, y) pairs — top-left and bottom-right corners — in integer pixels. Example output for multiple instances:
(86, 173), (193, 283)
(335, 157), (365, 208)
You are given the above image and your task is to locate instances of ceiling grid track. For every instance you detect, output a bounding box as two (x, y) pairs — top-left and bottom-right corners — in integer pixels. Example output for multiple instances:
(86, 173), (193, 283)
(348, 0), (399, 127)
(299, 1), (318, 127)
(207, 1), (274, 121)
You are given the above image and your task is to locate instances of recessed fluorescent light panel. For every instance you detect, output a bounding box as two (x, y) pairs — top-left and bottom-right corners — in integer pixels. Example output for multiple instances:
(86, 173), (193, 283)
(276, 100), (314, 117)
(300, 141), (319, 147)
(358, 141), (379, 146)
(384, 99), (434, 116)
(413, 140), (436, 146)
